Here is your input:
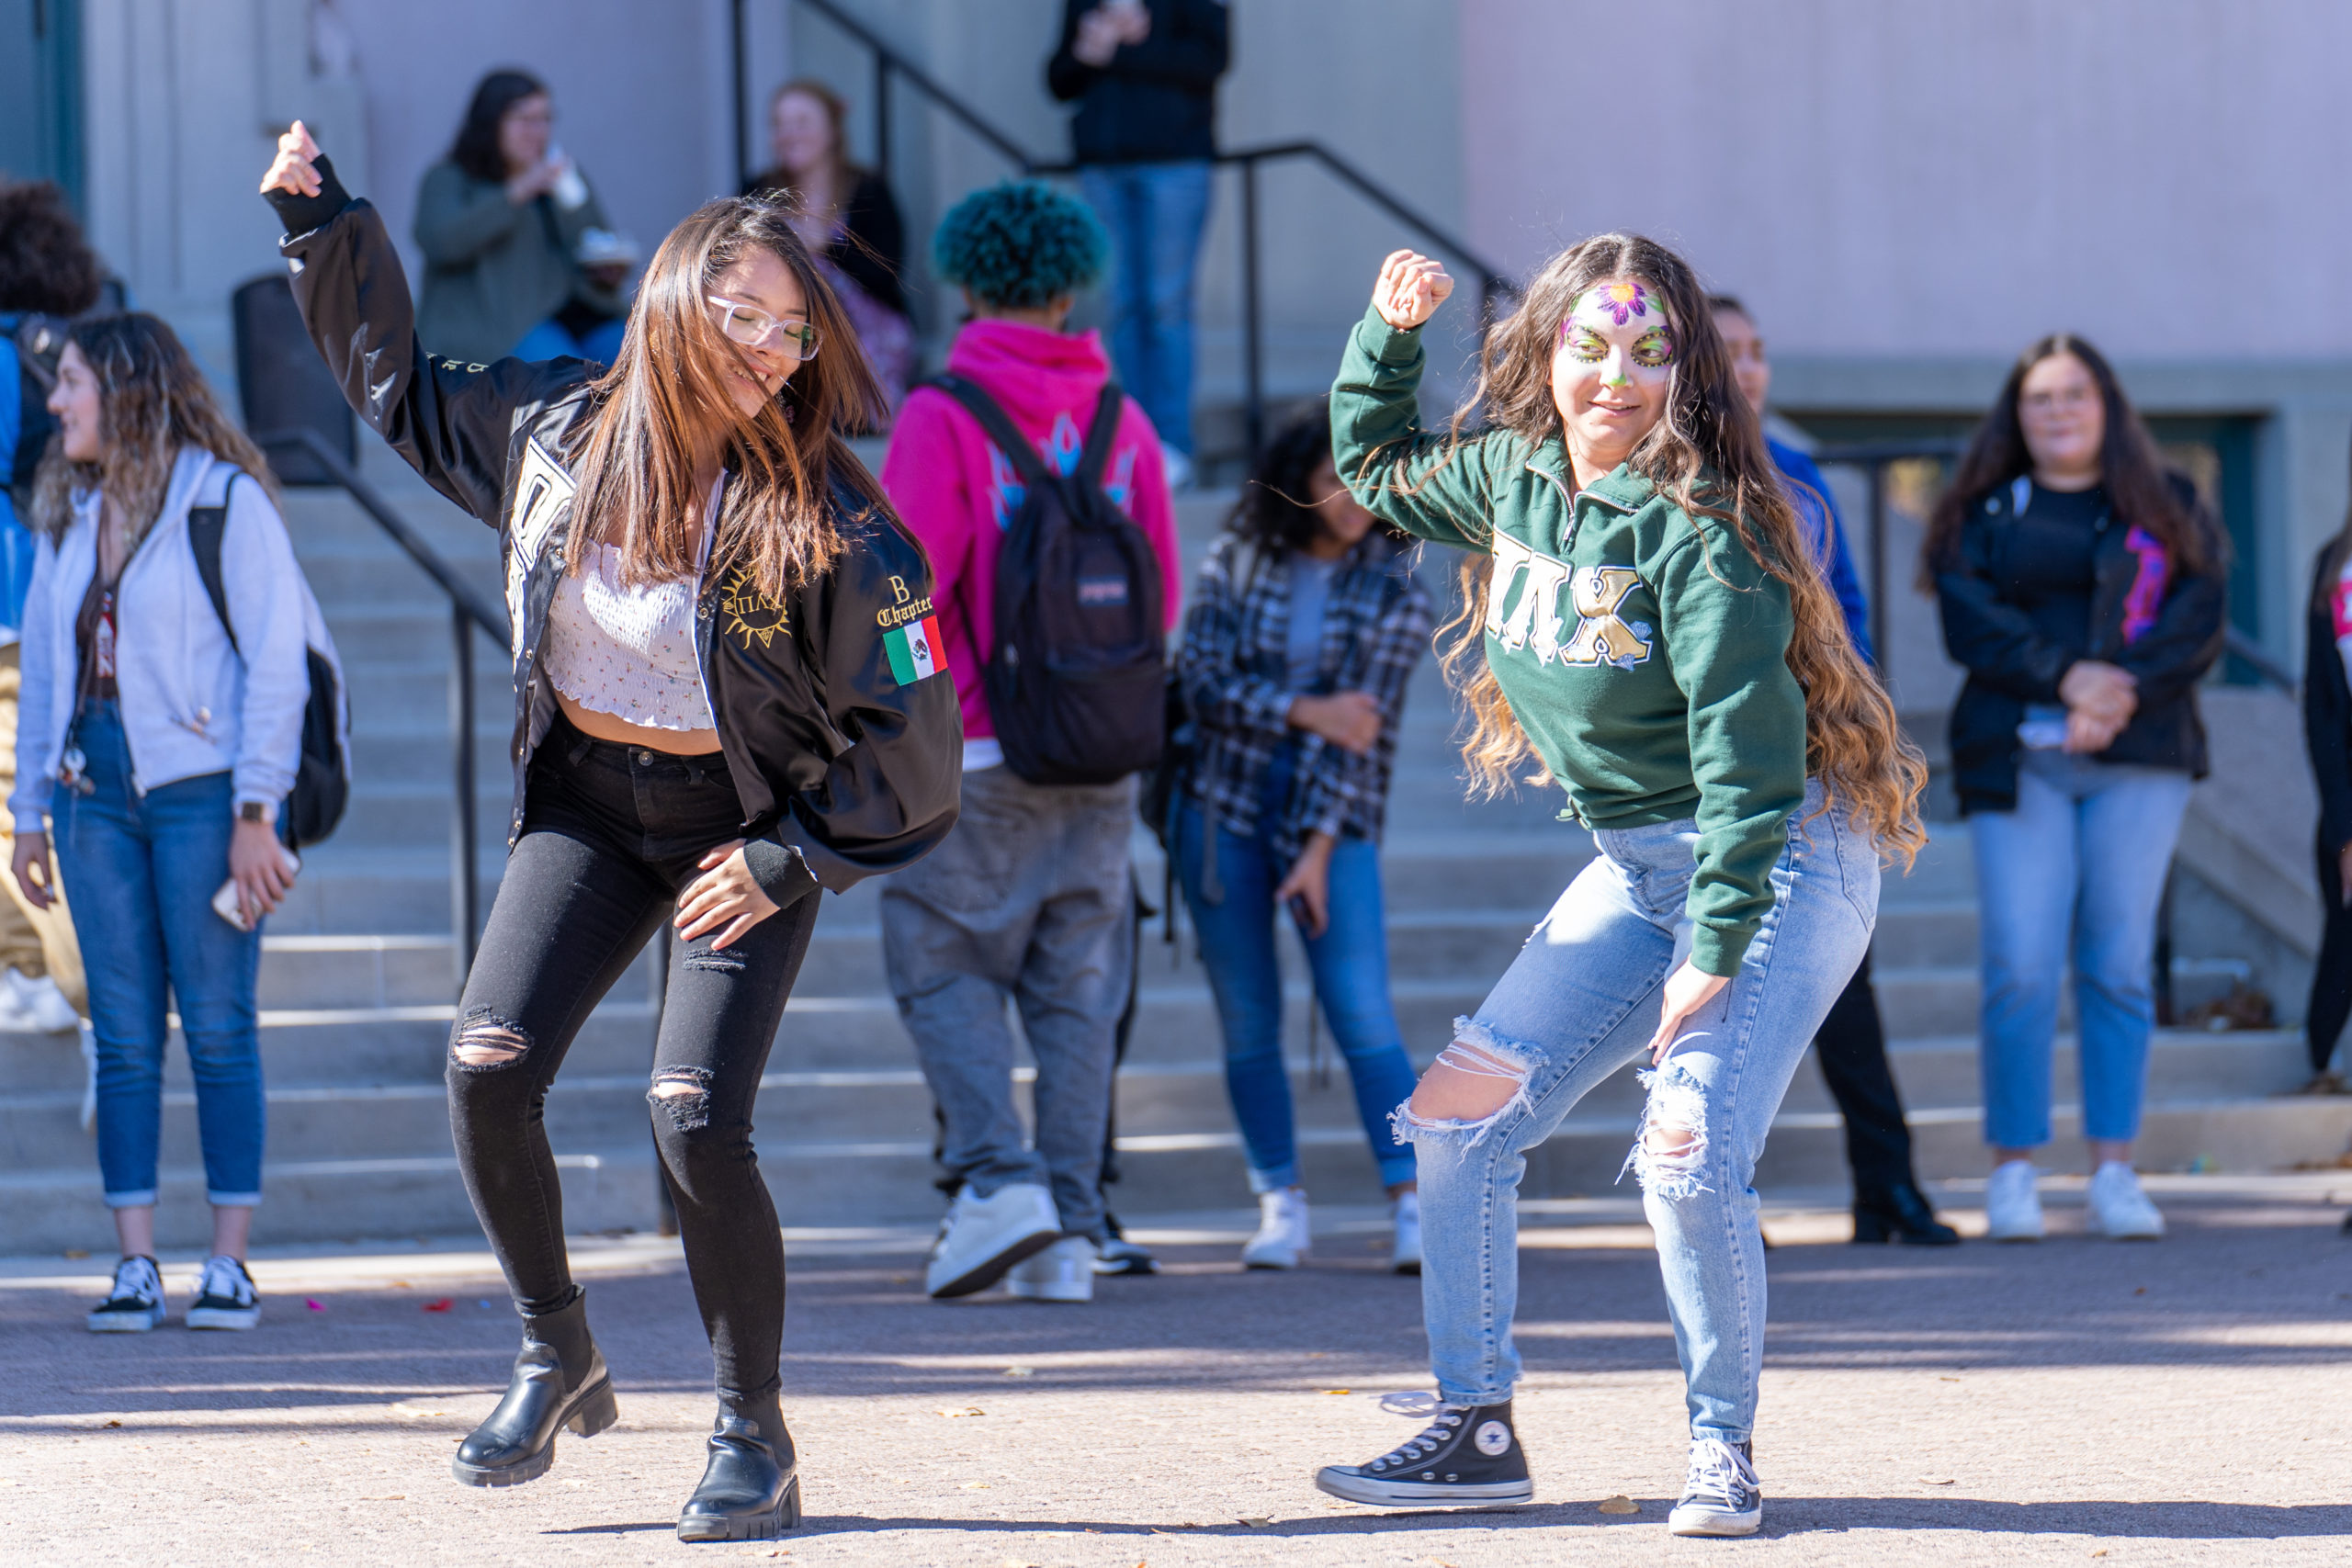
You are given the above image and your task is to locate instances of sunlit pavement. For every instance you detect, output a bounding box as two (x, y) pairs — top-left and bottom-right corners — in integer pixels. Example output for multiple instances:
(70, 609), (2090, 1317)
(4, 1176), (2348, 1566)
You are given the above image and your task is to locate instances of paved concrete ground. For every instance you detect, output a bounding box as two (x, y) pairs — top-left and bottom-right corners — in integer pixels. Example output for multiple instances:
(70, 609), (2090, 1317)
(4, 1176), (2349, 1567)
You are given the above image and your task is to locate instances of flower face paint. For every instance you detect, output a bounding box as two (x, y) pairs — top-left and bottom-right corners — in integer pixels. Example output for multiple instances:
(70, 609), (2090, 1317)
(1552, 276), (1675, 478)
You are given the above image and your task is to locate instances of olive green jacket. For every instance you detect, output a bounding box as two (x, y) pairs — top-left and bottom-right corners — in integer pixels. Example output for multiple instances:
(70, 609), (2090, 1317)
(1331, 305), (1805, 975)
(411, 160), (611, 365)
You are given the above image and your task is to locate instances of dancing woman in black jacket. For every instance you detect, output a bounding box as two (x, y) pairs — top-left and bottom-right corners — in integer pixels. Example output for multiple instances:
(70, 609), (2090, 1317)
(261, 124), (959, 1542)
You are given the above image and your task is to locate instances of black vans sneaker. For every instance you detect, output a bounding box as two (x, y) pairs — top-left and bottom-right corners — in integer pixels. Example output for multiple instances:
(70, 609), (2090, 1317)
(1315, 1397), (1532, 1506)
(86, 1256), (165, 1333)
(1668, 1438), (1762, 1536)
(186, 1255), (262, 1331)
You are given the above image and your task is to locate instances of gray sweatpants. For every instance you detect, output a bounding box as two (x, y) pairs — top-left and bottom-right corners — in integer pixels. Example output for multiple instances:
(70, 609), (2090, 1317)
(880, 764), (1136, 1239)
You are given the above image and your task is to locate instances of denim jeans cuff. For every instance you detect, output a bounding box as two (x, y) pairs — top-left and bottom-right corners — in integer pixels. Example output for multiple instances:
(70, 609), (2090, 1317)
(206, 1190), (262, 1208)
(1435, 1379), (1515, 1408)
(1247, 1165), (1302, 1195)
(102, 1188), (159, 1209)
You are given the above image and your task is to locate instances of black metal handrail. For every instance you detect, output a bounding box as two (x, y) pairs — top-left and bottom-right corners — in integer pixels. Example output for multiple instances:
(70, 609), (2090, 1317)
(257, 428), (504, 992)
(765, 0), (1520, 457)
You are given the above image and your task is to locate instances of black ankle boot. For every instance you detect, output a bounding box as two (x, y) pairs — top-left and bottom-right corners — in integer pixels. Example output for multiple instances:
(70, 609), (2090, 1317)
(676, 1392), (801, 1542)
(451, 1292), (618, 1487)
(1852, 1182), (1961, 1246)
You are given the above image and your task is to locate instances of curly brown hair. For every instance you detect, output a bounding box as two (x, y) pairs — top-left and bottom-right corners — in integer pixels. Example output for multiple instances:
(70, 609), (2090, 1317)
(1407, 232), (1925, 858)
(31, 314), (278, 545)
(0, 180), (103, 318)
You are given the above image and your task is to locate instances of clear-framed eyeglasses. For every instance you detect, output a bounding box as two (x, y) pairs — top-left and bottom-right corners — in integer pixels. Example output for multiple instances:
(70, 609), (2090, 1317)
(707, 296), (821, 360)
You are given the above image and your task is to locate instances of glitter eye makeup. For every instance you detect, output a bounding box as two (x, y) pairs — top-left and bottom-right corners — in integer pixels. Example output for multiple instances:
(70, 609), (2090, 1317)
(1631, 328), (1675, 369)
(1559, 322), (1611, 363)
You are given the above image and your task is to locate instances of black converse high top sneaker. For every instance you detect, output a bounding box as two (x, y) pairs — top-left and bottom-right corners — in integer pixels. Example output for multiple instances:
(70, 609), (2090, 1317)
(1668, 1438), (1762, 1536)
(1315, 1397), (1533, 1506)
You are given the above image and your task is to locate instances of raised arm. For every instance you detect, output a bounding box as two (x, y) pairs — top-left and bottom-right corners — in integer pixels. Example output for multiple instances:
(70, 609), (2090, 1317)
(259, 121), (587, 526)
(1330, 250), (1498, 551)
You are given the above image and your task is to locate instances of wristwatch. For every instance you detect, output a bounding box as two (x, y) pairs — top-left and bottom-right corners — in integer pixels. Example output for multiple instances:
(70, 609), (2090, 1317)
(239, 800), (276, 826)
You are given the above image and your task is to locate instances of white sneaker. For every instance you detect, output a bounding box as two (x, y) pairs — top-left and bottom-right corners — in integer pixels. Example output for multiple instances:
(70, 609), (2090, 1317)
(1984, 1160), (2043, 1242)
(185, 1254), (262, 1330)
(1005, 1235), (1096, 1302)
(2087, 1161), (2165, 1239)
(0, 981), (40, 1033)
(1390, 1190), (1422, 1275)
(1160, 445), (1196, 492)
(4, 969), (78, 1032)
(87, 1256), (165, 1332)
(1668, 1438), (1763, 1537)
(924, 1183), (1061, 1299)
(1241, 1187), (1310, 1269)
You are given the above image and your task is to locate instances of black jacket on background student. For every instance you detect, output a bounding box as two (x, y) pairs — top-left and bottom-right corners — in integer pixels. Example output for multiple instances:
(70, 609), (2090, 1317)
(2303, 538), (2352, 1078)
(266, 163), (960, 905)
(739, 168), (907, 318)
(1935, 474), (2227, 814)
(1046, 0), (1229, 164)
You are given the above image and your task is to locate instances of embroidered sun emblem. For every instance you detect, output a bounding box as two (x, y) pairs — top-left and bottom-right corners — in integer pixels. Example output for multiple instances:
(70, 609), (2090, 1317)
(718, 564), (789, 649)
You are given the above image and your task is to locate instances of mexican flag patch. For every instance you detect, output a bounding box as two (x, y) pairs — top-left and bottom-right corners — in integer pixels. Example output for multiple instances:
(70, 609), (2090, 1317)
(883, 615), (946, 685)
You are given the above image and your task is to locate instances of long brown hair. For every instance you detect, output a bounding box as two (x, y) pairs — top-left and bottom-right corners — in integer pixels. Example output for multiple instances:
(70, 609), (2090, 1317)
(31, 313), (279, 544)
(1921, 333), (2213, 589)
(562, 194), (888, 598)
(1405, 232), (1924, 856)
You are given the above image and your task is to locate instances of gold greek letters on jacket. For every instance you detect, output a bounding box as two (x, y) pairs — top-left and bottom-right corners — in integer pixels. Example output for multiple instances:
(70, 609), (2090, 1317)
(719, 564), (791, 649)
(1487, 534), (1653, 670)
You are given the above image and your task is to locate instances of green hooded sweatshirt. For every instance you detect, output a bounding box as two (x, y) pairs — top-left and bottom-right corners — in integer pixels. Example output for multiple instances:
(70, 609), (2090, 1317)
(1332, 306), (1806, 976)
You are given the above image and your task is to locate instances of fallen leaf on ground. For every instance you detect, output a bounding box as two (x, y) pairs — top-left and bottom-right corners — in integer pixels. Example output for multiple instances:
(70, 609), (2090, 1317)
(390, 1280), (411, 1289)
(959, 1482), (990, 1490)
(1321, 1389), (1351, 1395)
(1598, 1495), (1638, 1514)
(1238, 1517), (1273, 1528)
(102, 1420), (120, 1429)
(2090, 1551), (2109, 1559)
(1919, 1476), (1956, 1485)
(936, 1407), (985, 1418)
(358, 1495), (406, 1502)
(304, 1299), (325, 1311)
(1002, 1365), (1035, 1377)
(422, 1299), (453, 1313)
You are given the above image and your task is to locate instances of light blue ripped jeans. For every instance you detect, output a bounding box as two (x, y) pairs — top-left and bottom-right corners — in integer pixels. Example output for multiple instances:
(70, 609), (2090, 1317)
(1397, 781), (1875, 1443)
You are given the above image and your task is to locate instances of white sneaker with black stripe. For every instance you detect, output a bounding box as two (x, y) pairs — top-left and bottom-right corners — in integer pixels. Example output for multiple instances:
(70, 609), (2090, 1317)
(1668, 1438), (1763, 1536)
(86, 1256), (166, 1333)
(185, 1255), (262, 1330)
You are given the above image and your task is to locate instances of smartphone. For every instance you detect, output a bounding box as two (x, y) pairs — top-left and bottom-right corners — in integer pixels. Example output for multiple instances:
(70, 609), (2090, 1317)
(1285, 892), (1319, 938)
(213, 846), (301, 931)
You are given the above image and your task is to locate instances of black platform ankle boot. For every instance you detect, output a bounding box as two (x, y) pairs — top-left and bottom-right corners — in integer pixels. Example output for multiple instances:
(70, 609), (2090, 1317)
(676, 1391), (800, 1542)
(1851, 1182), (1961, 1247)
(451, 1292), (618, 1487)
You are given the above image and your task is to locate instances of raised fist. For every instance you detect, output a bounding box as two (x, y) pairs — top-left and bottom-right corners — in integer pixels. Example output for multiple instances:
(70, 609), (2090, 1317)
(1373, 249), (1453, 332)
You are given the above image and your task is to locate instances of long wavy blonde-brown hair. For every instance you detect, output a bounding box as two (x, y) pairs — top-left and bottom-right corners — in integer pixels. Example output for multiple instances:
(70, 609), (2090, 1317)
(562, 194), (889, 599)
(31, 313), (280, 543)
(1409, 233), (1925, 858)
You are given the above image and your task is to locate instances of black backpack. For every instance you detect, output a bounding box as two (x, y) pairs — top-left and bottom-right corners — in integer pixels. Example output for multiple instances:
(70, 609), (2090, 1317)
(187, 476), (353, 849)
(928, 373), (1166, 786)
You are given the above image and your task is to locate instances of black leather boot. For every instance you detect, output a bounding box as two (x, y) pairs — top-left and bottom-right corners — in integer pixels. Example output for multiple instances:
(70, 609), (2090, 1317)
(451, 1292), (618, 1487)
(676, 1391), (800, 1542)
(1852, 1182), (1961, 1246)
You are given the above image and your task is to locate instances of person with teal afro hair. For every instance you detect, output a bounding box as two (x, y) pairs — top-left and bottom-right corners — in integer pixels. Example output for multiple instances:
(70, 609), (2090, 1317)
(931, 181), (1107, 310)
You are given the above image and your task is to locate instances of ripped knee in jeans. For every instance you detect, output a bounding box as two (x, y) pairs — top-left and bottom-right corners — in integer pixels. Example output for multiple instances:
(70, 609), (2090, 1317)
(1622, 1060), (1711, 1200)
(449, 1010), (531, 1070)
(1389, 1018), (1543, 1154)
(649, 1066), (715, 1133)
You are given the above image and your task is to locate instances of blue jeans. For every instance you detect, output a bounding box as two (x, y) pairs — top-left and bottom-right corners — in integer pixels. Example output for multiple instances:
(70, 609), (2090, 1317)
(1970, 750), (2193, 1149)
(1400, 784), (1874, 1441)
(52, 701), (265, 1208)
(1174, 799), (1418, 1192)
(1078, 160), (1212, 457)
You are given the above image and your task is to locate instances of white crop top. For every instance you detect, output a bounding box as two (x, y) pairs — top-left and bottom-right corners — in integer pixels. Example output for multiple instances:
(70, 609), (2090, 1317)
(543, 482), (721, 733)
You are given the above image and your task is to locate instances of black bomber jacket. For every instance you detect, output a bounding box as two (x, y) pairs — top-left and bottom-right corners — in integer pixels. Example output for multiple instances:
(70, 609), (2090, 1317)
(265, 161), (961, 906)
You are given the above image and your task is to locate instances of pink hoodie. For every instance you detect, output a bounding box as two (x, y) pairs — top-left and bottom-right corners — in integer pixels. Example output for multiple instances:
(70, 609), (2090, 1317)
(880, 319), (1182, 745)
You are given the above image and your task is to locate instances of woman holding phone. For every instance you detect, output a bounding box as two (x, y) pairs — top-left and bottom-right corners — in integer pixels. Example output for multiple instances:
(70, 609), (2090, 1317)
(14, 313), (316, 1337)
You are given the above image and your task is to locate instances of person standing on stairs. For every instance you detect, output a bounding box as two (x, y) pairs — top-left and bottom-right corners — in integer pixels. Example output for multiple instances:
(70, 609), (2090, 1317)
(12, 315), (318, 1337)
(878, 181), (1180, 1307)
(261, 124), (960, 1543)
(2299, 454), (2352, 1096)
(1172, 408), (1431, 1272)
(1925, 334), (2225, 1245)
(1309, 242), (1927, 1536)
(1711, 296), (1957, 1247)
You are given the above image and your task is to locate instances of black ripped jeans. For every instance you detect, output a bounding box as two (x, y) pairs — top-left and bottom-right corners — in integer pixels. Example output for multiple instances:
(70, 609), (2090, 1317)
(447, 715), (818, 1402)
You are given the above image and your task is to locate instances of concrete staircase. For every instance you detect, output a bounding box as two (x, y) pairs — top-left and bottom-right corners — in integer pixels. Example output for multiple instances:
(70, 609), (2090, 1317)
(2, 452), (2346, 1253)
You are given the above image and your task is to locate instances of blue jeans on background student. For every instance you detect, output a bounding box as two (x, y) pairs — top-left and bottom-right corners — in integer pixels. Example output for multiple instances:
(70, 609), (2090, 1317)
(1174, 794), (1417, 1194)
(1399, 784), (1873, 1441)
(1969, 750), (2194, 1150)
(1078, 160), (1212, 458)
(51, 701), (265, 1209)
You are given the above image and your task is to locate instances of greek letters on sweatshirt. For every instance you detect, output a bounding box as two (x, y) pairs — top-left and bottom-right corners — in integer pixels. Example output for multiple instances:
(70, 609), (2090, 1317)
(1331, 307), (1806, 976)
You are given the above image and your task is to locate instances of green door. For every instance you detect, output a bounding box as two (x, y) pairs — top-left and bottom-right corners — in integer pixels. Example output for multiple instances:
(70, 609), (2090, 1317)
(0, 0), (82, 206)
